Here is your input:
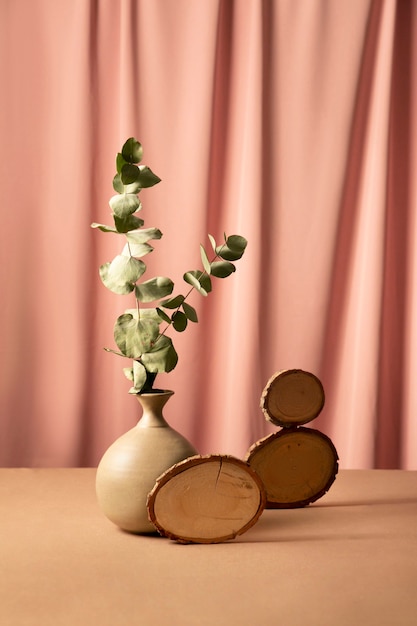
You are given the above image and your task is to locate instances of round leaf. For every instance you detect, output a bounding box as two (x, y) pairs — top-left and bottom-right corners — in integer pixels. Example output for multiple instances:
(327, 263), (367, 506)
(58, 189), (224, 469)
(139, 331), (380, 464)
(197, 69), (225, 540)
(99, 262), (135, 295)
(216, 245), (241, 261)
(121, 163), (140, 185)
(172, 311), (188, 332)
(123, 367), (134, 381)
(113, 169), (149, 193)
(126, 228), (163, 244)
(182, 302), (198, 323)
(124, 308), (163, 328)
(114, 214), (144, 233)
(135, 276), (174, 303)
(183, 271), (201, 292)
(113, 173), (124, 193)
(131, 360), (147, 392)
(227, 234), (247, 252)
(124, 182), (143, 194)
(210, 261), (236, 278)
(109, 193), (141, 218)
(99, 256), (146, 294)
(141, 336), (178, 373)
(216, 235), (247, 261)
(183, 271), (212, 296)
(137, 166), (161, 188)
(116, 152), (127, 174)
(196, 271), (211, 293)
(132, 308), (162, 324)
(121, 138), (143, 164)
(114, 314), (159, 358)
(161, 294), (185, 309)
(122, 242), (153, 258)
(110, 255), (146, 282)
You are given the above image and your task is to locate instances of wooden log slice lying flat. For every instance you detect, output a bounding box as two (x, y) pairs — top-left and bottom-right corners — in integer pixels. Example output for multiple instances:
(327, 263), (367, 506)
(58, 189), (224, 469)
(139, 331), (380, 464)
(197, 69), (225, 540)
(261, 369), (325, 427)
(147, 455), (266, 544)
(246, 427), (338, 508)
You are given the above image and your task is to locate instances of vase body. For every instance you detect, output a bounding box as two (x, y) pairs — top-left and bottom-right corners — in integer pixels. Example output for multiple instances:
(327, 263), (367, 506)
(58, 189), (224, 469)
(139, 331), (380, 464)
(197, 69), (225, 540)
(96, 390), (197, 533)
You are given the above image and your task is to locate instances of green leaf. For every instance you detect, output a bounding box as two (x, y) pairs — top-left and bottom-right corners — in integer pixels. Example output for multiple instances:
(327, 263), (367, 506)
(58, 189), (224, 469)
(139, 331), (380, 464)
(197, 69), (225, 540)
(116, 153), (127, 174)
(99, 255), (146, 294)
(160, 294), (185, 309)
(195, 271), (212, 294)
(183, 271), (205, 294)
(141, 335), (178, 373)
(99, 263), (134, 295)
(123, 367), (134, 381)
(200, 244), (211, 274)
(208, 234), (217, 253)
(109, 193), (141, 218)
(122, 242), (153, 258)
(125, 308), (162, 325)
(114, 214), (144, 233)
(121, 163), (140, 185)
(137, 166), (161, 188)
(138, 308), (162, 323)
(113, 173), (124, 193)
(210, 261), (236, 278)
(172, 311), (188, 332)
(135, 277), (174, 303)
(126, 228), (162, 244)
(182, 302), (198, 322)
(114, 172), (142, 194)
(156, 307), (172, 324)
(110, 254), (145, 282)
(121, 137), (143, 164)
(227, 234), (247, 252)
(216, 235), (247, 261)
(183, 271), (212, 296)
(131, 360), (147, 392)
(114, 313), (159, 358)
(114, 172), (143, 194)
(91, 222), (117, 233)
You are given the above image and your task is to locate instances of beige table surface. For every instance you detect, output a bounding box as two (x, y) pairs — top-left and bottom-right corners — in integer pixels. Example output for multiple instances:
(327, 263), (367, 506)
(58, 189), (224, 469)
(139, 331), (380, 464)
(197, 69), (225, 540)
(0, 469), (416, 626)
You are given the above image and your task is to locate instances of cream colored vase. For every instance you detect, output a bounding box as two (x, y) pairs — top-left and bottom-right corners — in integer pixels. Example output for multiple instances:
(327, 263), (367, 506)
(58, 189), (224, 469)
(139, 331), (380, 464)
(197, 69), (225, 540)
(96, 390), (197, 533)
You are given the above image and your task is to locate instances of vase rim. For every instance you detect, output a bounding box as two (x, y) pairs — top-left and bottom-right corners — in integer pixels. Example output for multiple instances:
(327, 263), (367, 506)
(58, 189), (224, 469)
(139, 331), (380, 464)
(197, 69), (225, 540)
(137, 389), (174, 397)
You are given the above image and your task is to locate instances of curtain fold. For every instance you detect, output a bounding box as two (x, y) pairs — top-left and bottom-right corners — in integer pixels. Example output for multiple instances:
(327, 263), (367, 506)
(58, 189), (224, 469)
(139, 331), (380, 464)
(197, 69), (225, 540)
(1, 0), (416, 468)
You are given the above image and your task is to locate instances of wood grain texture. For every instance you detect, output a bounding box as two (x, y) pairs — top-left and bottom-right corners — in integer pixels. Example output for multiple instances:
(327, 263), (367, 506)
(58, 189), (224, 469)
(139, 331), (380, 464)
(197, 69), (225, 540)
(147, 455), (266, 543)
(246, 427), (339, 508)
(261, 369), (325, 427)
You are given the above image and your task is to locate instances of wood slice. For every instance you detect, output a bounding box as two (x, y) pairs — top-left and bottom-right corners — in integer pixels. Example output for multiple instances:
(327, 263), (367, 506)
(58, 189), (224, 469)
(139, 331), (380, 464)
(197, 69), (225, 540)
(246, 427), (338, 508)
(261, 369), (325, 427)
(147, 455), (266, 544)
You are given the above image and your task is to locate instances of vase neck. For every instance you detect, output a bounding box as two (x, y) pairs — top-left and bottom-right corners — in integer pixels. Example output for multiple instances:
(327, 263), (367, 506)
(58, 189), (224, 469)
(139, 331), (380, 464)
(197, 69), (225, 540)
(136, 390), (174, 428)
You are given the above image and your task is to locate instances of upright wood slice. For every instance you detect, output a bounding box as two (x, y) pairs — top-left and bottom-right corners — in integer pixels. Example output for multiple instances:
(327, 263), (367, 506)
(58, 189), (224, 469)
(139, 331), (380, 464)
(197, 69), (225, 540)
(147, 455), (266, 544)
(246, 427), (339, 508)
(261, 369), (325, 427)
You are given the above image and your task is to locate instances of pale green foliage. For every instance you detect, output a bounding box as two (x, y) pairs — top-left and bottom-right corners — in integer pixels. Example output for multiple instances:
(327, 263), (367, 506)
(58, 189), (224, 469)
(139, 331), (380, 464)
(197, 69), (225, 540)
(92, 137), (247, 393)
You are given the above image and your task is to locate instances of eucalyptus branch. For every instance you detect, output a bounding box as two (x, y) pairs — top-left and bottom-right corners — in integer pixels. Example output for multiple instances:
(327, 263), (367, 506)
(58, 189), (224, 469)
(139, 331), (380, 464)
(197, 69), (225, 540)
(92, 137), (247, 393)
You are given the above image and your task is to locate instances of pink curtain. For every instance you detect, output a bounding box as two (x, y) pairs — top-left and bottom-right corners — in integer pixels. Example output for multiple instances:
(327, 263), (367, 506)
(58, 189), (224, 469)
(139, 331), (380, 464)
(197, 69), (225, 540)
(1, 0), (416, 469)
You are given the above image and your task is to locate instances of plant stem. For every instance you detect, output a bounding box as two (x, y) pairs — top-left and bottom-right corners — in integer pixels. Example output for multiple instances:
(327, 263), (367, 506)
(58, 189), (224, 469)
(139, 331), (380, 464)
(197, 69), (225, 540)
(127, 240), (141, 320)
(155, 247), (225, 341)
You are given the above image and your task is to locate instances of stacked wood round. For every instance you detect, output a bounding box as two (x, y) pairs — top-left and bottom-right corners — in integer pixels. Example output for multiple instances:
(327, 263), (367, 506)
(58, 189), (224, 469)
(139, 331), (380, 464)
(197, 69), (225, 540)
(246, 369), (338, 508)
(146, 369), (338, 543)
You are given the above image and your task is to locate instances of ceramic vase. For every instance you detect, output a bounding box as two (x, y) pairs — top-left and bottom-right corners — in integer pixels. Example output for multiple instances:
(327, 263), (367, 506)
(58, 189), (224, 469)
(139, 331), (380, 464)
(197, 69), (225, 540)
(96, 390), (197, 533)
